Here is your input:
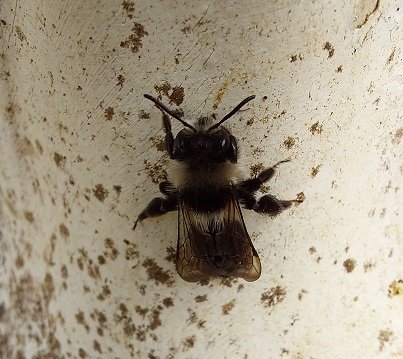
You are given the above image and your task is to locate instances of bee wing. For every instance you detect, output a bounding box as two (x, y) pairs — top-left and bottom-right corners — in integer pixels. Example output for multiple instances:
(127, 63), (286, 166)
(176, 195), (261, 282)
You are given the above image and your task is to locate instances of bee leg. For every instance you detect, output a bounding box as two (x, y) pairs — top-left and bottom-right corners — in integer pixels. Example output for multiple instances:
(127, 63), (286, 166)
(162, 113), (175, 158)
(133, 197), (177, 231)
(238, 159), (291, 193)
(253, 194), (296, 216)
(236, 160), (300, 214)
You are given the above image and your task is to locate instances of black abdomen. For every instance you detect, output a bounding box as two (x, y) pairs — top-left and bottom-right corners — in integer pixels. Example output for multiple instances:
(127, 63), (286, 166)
(180, 186), (232, 212)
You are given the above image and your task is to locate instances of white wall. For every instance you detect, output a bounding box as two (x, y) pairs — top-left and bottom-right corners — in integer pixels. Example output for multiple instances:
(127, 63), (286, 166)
(0, 0), (402, 358)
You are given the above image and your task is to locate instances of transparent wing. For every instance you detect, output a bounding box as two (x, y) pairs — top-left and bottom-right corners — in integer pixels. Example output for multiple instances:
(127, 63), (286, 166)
(176, 195), (261, 282)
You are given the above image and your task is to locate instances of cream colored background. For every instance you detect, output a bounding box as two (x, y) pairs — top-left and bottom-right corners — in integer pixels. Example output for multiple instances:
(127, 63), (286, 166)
(0, 0), (402, 358)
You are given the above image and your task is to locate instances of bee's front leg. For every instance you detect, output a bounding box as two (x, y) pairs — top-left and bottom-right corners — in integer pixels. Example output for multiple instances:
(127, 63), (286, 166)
(162, 113), (175, 158)
(237, 159), (290, 194)
(133, 196), (178, 230)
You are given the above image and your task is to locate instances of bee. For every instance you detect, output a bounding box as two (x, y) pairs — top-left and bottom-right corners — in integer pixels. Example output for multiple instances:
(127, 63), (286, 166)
(134, 94), (299, 282)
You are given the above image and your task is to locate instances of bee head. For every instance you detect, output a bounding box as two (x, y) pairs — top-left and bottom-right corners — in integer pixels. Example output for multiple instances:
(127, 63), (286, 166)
(143, 94), (256, 164)
(173, 127), (236, 163)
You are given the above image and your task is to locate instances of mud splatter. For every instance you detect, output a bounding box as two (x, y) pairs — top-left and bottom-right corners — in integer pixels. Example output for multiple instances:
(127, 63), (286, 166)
(213, 82), (228, 109)
(113, 185), (122, 196)
(388, 280), (403, 297)
(24, 211), (34, 223)
(117, 74), (125, 88)
(97, 285), (111, 301)
(54, 152), (66, 168)
(142, 258), (174, 286)
(14, 255), (24, 268)
(392, 128), (403, 145)
(59, 223), (70, 238)
(124, 241), (139, 261)
(163, 297), (174, 307)
(378, 329), (393, 351)
(195, 294), (207, 303)
(122, 1), (135, 18)
(61, 265), (68, 278)
(181, 25), (191, 34)
(169, 86), (184, 106)
(250, 163), (264, 177)
(220, 277), (238, 288)
(187, 309), (206, 329)
(35, 140), (44, 154)
(17, 137), (34, 157)
(363, 260), (375, 272)
(261, 286), (286, 308)
(284, 136), (296, 149)
(311, 165), (321, 178)
(93, 340), (102, 353)
(289, 54), (303, 63)
(104, 238), (119, 261)
(93, 184), (109, 202)
(222, 299), (236, 315)
(164, 247), (176, 263)
(296, 192), (305, 203)
(154, 82), (185, 106)
(15, 26), (27, 42)
(104, 107), (114, 121)
(183, 335), (196, 350)
(297, 289), (307, 300)
(120, 23), (148, 53)
(150, 136), (165, 152)
(343, 258), (356, 273)
(323, 42), (335, 58)
(77, 248), (101, 280)
(139, 110), (150, 119)
(310, 121), (323, 135)
(1, 273), (61, 357)
(144, 159), (168, 184)
(75, 311), (90, 332)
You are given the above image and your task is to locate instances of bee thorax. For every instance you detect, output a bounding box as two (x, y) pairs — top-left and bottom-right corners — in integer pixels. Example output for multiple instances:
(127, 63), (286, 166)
(168, 161), (241, 189)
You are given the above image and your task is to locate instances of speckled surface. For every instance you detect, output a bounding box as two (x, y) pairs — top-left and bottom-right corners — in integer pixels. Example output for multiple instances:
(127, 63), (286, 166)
(0, 0), (402, 358)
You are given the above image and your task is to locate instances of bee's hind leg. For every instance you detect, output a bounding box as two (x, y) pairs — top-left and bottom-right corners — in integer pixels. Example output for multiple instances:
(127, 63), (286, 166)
(236, 159), (300, 216)
(253, 195), (296, 216)
(239, 193), (299, 216)
(133, 181), (178, 231)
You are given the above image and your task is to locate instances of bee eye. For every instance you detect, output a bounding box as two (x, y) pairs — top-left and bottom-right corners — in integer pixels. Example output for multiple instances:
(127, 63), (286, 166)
(221, 139), (227, 148)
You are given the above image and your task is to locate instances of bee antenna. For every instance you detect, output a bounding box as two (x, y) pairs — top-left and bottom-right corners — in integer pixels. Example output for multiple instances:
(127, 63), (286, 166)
(143, 94), (196, 131)
(208, 95), (256, 131)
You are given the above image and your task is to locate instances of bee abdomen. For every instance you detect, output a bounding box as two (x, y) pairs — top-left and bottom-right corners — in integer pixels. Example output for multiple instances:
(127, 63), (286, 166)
(180, 186), (232, 213)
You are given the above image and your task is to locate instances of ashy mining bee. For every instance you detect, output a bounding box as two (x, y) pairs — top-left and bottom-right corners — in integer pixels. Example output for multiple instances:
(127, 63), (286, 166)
(134, 94), (299, 282)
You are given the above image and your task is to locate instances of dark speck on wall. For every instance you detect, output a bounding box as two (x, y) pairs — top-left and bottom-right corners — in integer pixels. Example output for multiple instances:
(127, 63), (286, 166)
(222, 299), (236, 315)
(120, 23), (148, 53)
(261, 286), (286, 308)
(142, 258), (174, 286)
(310, 121), (323, 135)
(343, 258), (356, 273)
(122, 1), (135, 19)
(323, 42), (335, 58)
(311, 165), (321, 178)
(283, 136), (296, 149)
(154, 81), (185, 106)
(93, 184), (109, 202)
(104, 107), (114, 121)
